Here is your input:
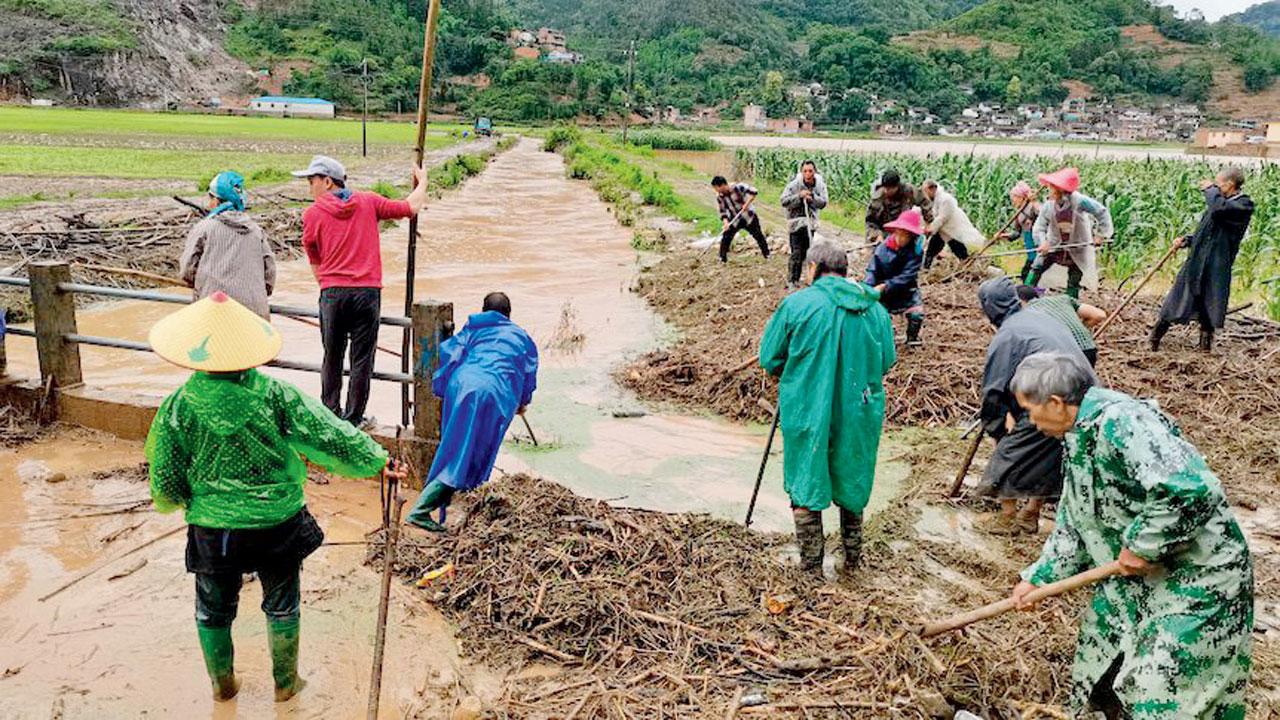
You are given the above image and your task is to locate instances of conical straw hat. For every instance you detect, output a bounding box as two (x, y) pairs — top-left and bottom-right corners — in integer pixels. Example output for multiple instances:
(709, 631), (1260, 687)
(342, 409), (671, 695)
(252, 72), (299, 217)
(149, 292), (282, 372)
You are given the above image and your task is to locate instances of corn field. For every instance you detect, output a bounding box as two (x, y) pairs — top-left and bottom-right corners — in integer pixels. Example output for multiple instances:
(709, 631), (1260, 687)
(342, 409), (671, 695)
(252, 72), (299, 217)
(736, 148), (1280, 318)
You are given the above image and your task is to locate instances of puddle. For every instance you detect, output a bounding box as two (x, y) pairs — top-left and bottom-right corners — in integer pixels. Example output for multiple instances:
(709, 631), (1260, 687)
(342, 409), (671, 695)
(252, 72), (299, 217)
(0, 430), (492, 718)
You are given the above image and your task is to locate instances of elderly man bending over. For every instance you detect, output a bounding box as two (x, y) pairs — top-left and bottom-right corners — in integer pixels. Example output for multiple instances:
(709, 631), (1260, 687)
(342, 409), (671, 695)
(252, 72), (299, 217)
(1009, 351), (1252, 720)
(759, 241), (896, 577)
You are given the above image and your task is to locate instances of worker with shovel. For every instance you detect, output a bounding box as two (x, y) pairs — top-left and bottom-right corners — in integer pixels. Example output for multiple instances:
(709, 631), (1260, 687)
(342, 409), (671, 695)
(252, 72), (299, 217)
(179, 171), (277, 319)
(918, 179), (982, 271)
(779, 159), (828, 289)
(759, 241), (896, 577)
(1007, 351), (1252, 720)
(145, 292), (404, 703)
(974, 277), (1093, 535)
(405, 292), (539, 531)
(712, 176), (770, 263)
(1150, 166), (1255, 353)
(863, 207), (927, 346)
(1026, 167), (1112, 299)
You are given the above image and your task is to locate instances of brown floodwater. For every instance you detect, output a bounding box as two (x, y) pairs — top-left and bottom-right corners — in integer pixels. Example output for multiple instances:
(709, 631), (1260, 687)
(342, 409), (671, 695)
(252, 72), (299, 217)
(5, 138), (906, 536)
(0, 429), (499, 718)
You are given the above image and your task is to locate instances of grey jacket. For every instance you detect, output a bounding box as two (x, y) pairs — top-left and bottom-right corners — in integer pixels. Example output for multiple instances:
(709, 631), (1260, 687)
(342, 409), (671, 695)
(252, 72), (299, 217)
(780, 169), (828, 234)
(180, 211), (276, 319)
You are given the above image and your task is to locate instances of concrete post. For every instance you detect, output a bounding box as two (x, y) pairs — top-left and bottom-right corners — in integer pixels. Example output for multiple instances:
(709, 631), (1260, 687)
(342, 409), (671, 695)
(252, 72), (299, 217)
(29, 261), (82, 388)
(408, 300), (453, 489)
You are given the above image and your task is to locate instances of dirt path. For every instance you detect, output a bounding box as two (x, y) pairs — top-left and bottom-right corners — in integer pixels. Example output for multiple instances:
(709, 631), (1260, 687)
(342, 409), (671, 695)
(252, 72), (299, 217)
(0, 428), (502, 718)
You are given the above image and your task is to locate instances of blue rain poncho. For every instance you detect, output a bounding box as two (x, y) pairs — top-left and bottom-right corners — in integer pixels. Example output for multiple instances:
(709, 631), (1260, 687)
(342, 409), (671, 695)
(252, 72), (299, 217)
(428, 311), (539, 491)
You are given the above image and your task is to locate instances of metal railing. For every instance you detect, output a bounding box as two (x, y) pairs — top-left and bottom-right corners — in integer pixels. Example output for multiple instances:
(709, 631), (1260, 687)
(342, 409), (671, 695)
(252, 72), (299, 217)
(0, 274), (412, 384)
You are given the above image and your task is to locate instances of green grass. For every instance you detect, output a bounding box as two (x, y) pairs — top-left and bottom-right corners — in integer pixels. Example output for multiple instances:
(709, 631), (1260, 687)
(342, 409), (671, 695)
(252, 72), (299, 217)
(0, 106), (465, 146)
(0, 144), (313, 181)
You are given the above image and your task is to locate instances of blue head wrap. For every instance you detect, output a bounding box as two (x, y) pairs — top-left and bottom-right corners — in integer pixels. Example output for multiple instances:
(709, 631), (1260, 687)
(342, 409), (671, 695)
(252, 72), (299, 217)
(207, 171), (246, 216)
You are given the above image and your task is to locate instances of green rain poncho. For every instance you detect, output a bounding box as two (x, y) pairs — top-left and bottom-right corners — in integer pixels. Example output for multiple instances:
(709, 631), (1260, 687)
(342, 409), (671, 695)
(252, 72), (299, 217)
(1022, 387), (1252, 719)
(147, 370), (389, 529)
(759, 276), (896, 512)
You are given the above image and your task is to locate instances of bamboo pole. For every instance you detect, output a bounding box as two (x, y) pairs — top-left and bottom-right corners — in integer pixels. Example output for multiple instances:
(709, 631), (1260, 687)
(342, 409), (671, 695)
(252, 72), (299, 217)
(919, 561), (1123, 638)
(933, 199), (1028, 285)
(402, 0), (444, 427)
(1094, 242), (1181, 340)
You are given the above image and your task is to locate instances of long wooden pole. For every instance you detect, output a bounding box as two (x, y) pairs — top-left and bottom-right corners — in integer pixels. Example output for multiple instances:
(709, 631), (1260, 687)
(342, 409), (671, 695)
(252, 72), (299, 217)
(403, 0), (443, 427)
(919, 561), (1123, 638)
(745, 398), (779, 528)
(1093, 241), (1181, 340)
(947, 424), (984, 498)
(366, 466), (404, 712)
(934, 200), (1028, 285)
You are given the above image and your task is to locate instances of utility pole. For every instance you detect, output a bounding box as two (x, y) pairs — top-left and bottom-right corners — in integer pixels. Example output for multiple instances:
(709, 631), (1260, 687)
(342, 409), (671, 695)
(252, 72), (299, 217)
(361, 58), (369, 157)
(621, 39), (635, 144)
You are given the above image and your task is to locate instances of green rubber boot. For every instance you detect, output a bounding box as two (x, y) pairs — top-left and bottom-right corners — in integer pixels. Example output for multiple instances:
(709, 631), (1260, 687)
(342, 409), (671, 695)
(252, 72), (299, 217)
(404, 480), (454, 531)
(196, 623), (240, 702)
(268, 616), (306, 702)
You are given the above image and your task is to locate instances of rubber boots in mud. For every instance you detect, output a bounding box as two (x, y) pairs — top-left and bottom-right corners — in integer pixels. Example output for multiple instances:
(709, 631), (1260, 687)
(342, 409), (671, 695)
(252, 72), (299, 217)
(791, 507), (824, 576)
(838, 508), (863, 576)
(906, 314), (924, 347)
(405, 480), (455, 532)
(269, 616), (307, 702)
(196, 624), (240, 702)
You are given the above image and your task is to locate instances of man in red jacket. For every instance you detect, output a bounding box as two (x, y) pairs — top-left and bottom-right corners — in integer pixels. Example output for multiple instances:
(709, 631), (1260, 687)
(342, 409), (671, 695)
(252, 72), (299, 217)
(294, 155), (430, 427)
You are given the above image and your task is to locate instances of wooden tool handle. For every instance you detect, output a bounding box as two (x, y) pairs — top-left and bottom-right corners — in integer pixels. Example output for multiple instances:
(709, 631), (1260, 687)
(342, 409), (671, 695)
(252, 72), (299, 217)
(918, 560), (1123, 638)
(1094, 241), (1181, 340)
(947, 427), (984, 498)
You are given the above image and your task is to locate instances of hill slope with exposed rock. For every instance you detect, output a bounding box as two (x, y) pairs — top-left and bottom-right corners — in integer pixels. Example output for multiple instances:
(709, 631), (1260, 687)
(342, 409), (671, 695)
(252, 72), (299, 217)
(0, 0), (254, 107)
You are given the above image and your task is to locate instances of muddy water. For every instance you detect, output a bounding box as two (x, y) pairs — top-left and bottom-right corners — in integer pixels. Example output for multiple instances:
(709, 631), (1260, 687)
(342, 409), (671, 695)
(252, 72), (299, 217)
(5, 138), (906, 534)
(0, 430), (497, 718)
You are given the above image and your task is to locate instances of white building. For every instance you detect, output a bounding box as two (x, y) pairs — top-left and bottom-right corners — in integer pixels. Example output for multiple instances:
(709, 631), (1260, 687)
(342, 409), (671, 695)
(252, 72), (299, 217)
(248, 96), (335, 118)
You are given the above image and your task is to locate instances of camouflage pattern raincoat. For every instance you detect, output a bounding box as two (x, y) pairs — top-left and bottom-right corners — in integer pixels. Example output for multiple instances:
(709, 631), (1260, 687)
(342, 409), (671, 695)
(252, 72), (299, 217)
(1021, 387), (1252, 719)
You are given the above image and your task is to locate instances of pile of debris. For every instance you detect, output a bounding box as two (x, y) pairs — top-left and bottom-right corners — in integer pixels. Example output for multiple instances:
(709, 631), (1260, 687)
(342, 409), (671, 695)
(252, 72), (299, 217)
(0, 197), (304, 321)
(0, 403), (42, 447)
(372, 473), (1088, 718)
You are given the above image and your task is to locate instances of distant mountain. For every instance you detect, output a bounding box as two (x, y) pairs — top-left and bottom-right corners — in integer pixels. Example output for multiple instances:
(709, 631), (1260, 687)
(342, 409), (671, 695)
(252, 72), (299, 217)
(1229, 1), (1280, 37)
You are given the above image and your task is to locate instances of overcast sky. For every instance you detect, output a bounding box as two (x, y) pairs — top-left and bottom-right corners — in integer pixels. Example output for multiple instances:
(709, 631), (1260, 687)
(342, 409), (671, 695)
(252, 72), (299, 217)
(1162, 0), (1260, 21)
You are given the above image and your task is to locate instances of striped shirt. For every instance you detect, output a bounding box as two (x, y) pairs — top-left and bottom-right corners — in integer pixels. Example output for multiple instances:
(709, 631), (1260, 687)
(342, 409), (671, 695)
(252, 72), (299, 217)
(717, 183), (758, 225)
(1028, 295), (1095, 352)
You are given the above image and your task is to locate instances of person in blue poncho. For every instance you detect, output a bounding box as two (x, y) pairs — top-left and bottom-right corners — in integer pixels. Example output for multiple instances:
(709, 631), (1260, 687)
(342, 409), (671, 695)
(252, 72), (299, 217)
(406, 291), (539, 531)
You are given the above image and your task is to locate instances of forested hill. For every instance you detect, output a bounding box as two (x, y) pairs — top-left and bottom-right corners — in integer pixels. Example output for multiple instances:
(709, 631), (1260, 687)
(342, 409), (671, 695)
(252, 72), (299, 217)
(1230, 1), (1280, 37)
(2, 0), (1280, 124)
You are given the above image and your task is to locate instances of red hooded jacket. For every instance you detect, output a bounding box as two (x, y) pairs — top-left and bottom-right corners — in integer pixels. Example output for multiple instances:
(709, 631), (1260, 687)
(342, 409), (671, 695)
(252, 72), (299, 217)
(301, 191), (413, 289)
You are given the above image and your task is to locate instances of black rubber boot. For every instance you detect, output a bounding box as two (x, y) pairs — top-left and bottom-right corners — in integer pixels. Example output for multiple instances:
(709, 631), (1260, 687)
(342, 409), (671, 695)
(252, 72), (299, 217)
(906, 315), (924, 347)
(1199, 326), (1214, 353)
(791, 507), (824, 576)
(838, 508), (863, 575)
(1149, 321), (1170, 352)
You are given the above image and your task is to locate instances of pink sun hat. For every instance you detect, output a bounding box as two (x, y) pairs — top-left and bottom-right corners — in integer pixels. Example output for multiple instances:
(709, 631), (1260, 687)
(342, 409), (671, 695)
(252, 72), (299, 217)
(1038, 167), (1080, 194)
(883, 207), (926, 237)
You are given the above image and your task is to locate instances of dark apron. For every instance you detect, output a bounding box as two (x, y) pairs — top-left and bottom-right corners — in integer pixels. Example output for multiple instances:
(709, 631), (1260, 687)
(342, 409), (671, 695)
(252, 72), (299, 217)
(185, 506), (324, 574)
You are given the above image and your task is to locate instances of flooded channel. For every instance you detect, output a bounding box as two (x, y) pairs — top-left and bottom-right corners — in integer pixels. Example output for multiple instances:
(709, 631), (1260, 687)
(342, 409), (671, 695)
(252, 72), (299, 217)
(5, 138), (906, 534)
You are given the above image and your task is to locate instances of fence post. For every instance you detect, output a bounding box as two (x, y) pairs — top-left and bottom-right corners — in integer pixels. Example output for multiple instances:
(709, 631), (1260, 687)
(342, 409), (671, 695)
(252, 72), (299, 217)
(29, 261), (82, 389)
(409, 300), (453, 489)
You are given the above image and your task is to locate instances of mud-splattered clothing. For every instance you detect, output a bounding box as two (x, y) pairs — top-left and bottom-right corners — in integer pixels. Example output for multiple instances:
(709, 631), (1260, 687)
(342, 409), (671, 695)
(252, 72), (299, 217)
(1021, 387), (1253, 719)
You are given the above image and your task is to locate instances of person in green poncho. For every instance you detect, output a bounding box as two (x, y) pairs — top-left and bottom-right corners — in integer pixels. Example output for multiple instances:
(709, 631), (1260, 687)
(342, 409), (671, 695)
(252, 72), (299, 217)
(1007, 352), (1252, 719)
(145, 291), (404, 703)
(759, 241), (897, 576)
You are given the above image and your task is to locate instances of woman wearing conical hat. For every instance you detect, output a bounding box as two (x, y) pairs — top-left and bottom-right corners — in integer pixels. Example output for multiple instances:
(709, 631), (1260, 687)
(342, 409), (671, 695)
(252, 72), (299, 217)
(1026, 167), (1113, 300)
(145, 292), (404, 703)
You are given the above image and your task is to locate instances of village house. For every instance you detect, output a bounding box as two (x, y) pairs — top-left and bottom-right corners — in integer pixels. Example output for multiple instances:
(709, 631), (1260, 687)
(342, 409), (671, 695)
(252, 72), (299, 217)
(247, 96), (334, 118)
(1193, 127), (1247, 148)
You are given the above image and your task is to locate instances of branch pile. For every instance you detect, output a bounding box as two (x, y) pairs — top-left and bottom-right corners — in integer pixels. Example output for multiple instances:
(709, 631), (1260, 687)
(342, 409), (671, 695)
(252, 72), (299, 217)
(370, 474), (1086, 719)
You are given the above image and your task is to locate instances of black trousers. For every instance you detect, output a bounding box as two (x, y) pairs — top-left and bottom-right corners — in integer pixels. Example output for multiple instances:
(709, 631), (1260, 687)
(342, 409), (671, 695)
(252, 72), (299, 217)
(319, 286), (381, 423)
(788, 227), (811, 284)
(923, 233), (970, 269)
(719, 216), (769, 262)
(196, 564), (301, 628)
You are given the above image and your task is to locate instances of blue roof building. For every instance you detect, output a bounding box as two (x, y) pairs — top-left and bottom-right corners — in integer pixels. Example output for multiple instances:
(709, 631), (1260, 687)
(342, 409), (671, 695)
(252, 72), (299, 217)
(248, 96), (335, 118)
